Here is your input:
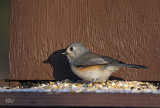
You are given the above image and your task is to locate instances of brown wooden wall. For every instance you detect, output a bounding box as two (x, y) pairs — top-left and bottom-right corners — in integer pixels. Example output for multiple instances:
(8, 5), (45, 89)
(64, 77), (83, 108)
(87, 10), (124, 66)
(9, 0), (160, 81)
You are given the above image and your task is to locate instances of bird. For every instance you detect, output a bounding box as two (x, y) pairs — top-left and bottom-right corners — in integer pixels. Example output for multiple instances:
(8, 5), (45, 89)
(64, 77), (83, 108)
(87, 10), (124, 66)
(62, 42), (149, 86)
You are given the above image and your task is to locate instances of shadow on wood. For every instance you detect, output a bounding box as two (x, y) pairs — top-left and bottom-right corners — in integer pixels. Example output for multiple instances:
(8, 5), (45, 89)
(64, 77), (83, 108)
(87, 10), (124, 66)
(109, 76), (123, 81)
(43, 49), (80, 80)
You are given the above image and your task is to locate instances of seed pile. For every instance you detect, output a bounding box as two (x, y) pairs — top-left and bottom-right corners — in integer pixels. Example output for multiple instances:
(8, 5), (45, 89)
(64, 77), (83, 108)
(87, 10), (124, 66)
(0, 80), (159, 93)
(38, 80), (159, 93)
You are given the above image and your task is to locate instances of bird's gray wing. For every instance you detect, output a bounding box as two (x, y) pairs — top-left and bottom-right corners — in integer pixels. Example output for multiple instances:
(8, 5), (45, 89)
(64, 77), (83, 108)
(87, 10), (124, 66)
(73, 53), (123, 67)
(101, 56), (124, 64)
(74, 53), (149, 69)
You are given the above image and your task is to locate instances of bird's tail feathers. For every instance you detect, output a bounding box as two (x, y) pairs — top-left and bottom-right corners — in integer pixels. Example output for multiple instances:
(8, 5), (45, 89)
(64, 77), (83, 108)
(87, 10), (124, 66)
(117, 63), (149, 69)
(109, 63), (149, 69)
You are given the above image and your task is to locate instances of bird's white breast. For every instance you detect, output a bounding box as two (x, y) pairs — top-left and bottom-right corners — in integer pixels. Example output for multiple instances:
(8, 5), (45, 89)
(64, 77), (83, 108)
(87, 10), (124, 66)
(71, 65), (119, 82)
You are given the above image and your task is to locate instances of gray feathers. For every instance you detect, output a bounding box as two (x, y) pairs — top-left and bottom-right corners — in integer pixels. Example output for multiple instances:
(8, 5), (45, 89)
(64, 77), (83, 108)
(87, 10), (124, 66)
(65, 42), (149, 69)
(73, 53), (109, 67)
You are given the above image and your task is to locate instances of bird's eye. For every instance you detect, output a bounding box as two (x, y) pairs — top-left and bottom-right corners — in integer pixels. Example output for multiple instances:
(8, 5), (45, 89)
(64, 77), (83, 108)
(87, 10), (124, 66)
(70, 47), (73, 51)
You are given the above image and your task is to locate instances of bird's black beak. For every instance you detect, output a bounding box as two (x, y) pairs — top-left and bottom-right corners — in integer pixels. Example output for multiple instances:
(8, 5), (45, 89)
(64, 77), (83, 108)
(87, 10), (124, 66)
(61, 51), (68, 55)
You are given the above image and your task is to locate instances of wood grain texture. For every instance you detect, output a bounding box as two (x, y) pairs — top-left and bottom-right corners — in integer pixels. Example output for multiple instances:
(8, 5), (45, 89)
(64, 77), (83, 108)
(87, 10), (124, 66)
(1, 92), (160, 107)
(9, 0), (160, 80)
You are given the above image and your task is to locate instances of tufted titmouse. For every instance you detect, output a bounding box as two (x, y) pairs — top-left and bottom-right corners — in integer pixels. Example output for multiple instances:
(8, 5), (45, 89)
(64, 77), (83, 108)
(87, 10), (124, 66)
(62, 42), (149, 86)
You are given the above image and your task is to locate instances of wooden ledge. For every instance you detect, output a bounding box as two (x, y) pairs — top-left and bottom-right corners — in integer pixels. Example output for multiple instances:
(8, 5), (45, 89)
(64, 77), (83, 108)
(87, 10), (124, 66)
(0, 92), (160, 107)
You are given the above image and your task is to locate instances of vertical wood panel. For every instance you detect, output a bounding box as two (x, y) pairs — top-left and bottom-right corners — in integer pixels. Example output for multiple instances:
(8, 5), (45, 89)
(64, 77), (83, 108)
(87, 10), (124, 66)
(10, 0), (160, 80)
